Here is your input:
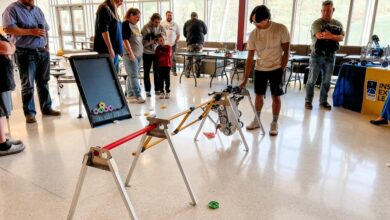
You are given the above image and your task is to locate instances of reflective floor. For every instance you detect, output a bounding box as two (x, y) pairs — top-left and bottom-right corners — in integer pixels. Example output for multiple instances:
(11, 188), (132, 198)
(1, 66), (390, 220)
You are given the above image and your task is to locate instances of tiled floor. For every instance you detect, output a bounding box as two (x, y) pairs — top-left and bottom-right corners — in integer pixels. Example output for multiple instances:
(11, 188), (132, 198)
(1, 65), (390, 220)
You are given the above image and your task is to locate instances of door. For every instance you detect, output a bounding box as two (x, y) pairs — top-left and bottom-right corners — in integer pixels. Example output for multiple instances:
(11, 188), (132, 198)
(56, 5), (86, 50)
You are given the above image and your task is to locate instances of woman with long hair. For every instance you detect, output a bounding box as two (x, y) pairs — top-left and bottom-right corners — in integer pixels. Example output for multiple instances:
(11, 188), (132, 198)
(93, 0), (124, 72)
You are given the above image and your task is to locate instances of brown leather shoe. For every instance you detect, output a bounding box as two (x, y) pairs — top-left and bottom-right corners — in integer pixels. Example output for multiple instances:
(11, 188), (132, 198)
(25, 115), (37, 123)
(43, 109), (61, 116)
(319, 102), (332, 110)
(305, 102), (313, 110)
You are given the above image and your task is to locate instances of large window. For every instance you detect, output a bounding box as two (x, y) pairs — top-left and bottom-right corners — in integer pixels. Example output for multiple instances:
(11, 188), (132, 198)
(347, 0), (376, 45)
(173, 0), (205, 42)
(372, 0), (390, 46)
(207, 0), (238, 42)
(246, 0), (293, 41)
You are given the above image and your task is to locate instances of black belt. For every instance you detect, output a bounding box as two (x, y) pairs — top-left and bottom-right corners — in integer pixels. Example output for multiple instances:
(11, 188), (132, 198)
(17, 47), (46, 52)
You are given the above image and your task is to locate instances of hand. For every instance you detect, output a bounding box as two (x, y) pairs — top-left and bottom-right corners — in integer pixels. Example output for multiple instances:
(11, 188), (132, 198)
(240, 79), (248, 89)
(30, 28), (46, 37)
(129, 53), (135, 61)
(108, 48), (115, 59)
(320, 31), (332, 39)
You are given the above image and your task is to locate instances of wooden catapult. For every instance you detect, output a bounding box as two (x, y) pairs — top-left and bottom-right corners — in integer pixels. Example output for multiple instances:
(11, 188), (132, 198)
(67, 87), (264, 220)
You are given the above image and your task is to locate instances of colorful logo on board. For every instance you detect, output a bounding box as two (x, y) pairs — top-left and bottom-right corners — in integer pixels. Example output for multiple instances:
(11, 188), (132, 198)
(366, 80), (378, 101)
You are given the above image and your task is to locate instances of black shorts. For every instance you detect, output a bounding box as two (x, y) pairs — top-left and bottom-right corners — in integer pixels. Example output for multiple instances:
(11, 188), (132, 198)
(254, 68), (284, 96)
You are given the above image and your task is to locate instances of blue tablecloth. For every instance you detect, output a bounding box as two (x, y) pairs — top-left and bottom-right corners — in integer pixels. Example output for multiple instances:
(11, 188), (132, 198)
(333, 64), (367, 112)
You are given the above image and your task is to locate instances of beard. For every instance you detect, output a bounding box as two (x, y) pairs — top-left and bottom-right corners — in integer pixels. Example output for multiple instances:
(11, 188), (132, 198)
(21, 0), (34, 7)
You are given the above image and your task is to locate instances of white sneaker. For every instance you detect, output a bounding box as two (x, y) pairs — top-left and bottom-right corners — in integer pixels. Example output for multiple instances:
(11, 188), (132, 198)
(135, 96), (145, 103)
(269, 122), (278, 136)
(246, 120), (260, 130)
(126, 95), (136, 99)
(146, 92), (151, 97)
(159, 92), (165, 99)
(165, 93), (170, 99)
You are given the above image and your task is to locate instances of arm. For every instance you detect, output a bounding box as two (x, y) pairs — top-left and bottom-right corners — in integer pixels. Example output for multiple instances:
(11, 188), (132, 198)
(4, 26), (45, 37)
(45, 31), (49, 51)
(281, 42), (290, 70)
(240, 50), (255, 88)
(0, 41), (16, 55)
(102, 31), (115, 58)
(123, 39), (135, 60)
(319, 31), (344, 42)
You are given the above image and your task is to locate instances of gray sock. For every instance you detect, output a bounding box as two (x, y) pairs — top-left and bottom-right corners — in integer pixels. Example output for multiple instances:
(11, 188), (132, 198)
(272, 115), (279, 123)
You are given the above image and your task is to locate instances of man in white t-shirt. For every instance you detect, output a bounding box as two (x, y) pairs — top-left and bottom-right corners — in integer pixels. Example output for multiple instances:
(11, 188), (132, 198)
(161, 11), (180, 76)
(240, 5), (290, 136)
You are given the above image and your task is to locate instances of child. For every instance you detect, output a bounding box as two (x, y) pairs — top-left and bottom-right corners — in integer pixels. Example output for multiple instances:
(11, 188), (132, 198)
(155, 34), (172, 99)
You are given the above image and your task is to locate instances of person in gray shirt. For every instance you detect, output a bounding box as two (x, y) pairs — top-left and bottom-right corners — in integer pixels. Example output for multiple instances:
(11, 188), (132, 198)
(141, 13), (166, 97)
(122, 8), (145, 103)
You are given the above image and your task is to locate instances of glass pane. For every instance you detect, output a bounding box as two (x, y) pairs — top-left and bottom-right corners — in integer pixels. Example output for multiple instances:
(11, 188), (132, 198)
(72, 9), (85, 32)
(348, 0), (374, 45)
(74, 35), (88, 50)
(63, 35), (74, 50)
(173, 0), (205, 42)
(59, 10), (72, 32)
(160, 2), (170, 16)
(208, 0), (239, 42)
(142, 2), (158, 27)
(372, 0), (390, 46)
(293, 0), (321, 45)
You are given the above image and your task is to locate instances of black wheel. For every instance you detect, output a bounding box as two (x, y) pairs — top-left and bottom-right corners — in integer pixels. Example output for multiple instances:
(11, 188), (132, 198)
(361, 60), (367, 66)
(382, 60), (389, 67)
(238, 110), (242, 117)
(239, 121), (244, 128)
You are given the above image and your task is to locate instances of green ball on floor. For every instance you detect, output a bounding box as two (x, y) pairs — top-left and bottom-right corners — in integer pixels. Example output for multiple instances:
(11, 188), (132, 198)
(208, 201), (219, 209)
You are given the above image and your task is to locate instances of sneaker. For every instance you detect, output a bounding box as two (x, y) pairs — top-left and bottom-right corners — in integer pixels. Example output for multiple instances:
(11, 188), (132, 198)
(165, 93), (170, 99)
(43, 109), (61, 116)
(172, 72), (178, 76)
(160, 92), (165, 99)
(319, 102), (332, 110)
(155, 91), (161, 95)
(26, 115), (37, 124)
(135, 96), (145, 103)
(127, 95), (136, 99)
(269, 122), (278, 136)
(0, 140), (25, 156)
(246, 120), (260, 130)
(146, 92), (151, 97)
(305, 102), (313, 110)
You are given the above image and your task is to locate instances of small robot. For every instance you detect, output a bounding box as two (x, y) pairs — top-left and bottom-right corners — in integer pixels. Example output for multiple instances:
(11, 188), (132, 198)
(360, 35), (389, 67)
(210, 86), (244, 136)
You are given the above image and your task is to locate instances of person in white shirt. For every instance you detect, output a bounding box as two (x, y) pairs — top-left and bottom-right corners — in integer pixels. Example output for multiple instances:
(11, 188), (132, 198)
(240, 5), (290, 136)
(161, 11), (180, 76)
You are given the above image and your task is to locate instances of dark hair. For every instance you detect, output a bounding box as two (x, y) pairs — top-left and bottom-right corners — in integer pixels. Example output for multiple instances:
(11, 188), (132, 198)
(322, 0), (333, 6)
(249, 5), (271, 23)
(156, 33), (164, 39)
(150, 13), (162, 21)
(166, 10), (172, 15)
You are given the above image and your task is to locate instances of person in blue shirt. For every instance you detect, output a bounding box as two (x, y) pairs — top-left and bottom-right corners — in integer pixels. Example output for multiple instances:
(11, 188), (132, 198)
(93, 0), (124, 73)
(2, 0), (61, 124)
(370, 91), (390, 126)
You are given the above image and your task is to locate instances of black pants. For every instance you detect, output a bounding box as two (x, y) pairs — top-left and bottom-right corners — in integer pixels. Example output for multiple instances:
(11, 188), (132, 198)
(158, 67), (171, 93)
(142, 53), (158, 92)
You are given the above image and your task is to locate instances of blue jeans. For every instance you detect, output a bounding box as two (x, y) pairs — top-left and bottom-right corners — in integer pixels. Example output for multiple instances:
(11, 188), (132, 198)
(123, 54), (142, 97)
(305, 53), (335, 103)
(381, 91), (390, 120)
(113, 54), (120, 73)
(15, 49), (52, 116)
